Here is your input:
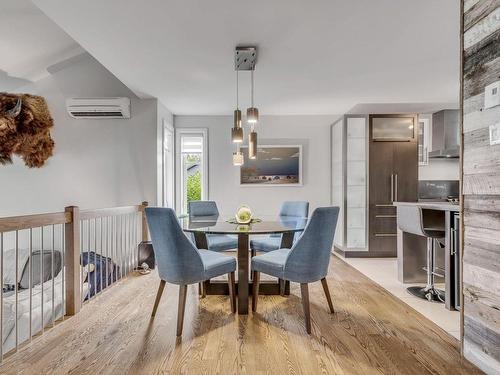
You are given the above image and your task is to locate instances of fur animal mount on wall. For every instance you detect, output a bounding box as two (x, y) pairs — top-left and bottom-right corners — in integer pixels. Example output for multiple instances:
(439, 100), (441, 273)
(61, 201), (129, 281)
(0, 93), (55, 168)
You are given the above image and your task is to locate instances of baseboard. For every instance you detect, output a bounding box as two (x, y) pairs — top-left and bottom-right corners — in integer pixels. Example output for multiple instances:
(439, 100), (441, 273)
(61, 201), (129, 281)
(333, 246), (396, 258)
(333, 247), (345, 257)
(344, 250), (396, 258)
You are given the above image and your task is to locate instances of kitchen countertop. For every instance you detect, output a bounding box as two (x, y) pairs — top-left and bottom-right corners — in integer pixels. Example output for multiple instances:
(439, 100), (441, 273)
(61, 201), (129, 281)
(393, 201), (460, 212)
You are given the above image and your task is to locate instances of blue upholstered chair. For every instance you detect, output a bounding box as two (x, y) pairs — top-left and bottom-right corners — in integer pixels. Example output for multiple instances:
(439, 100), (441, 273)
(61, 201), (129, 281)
(188, 201), (238, 252)
(145, 207), (236, 336)
(250, 201), (309, 255)
(251, 207), (339, 334)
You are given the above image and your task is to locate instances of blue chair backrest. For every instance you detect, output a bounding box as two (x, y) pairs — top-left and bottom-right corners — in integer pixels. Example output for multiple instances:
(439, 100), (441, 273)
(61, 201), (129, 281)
(188, 201), (220, 219)
(279, 201), (309, 218)
(275, 201), (309, 240)
(145, 207), (204, 284)
(284, 207), (339, 283)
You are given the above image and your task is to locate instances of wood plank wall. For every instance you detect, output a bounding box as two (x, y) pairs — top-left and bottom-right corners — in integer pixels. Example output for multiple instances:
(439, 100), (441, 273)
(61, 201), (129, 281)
(462, 1), (500, 374)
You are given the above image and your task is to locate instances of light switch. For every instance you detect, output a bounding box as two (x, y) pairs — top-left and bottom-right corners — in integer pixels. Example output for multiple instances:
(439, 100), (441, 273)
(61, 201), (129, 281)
(490, 123), (500, 145)
(484, 81), (500, 109)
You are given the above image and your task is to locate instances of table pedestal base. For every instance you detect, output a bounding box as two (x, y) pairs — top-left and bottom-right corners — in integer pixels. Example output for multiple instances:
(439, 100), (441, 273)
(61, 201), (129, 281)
(199, 280), (291, 296)
(194, 230), (295, 314)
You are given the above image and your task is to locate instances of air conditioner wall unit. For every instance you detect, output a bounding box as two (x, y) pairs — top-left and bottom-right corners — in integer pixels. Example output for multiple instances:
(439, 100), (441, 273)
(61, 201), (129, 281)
(66, 97), (131, 119)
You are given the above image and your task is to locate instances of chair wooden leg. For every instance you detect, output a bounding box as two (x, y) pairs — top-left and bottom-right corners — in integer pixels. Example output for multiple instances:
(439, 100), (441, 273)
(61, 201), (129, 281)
(199, 282), (206, 298)
(228, 272), (236, 313)
(151, 280), (166, 317)
(176, 285), (188, 336)
(300, 283), (311, 334)
(252, 271), (260, 312)
(321, 278), (335, 313)
(279, 279), (285, 296)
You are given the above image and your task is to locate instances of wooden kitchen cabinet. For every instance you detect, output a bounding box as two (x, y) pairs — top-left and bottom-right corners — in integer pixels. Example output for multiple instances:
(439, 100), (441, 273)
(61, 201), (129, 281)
(368, 114), (418, 256)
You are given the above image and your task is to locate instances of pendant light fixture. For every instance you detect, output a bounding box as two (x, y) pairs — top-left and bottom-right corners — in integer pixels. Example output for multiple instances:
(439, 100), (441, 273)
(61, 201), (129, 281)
(233, 46), (258, 164)
(246, 50), (258, 159)
(247, 69), (259, 124)
(231, 70), (243, 143)
(233, 148), (244, 166)
(248, 128), (257, 159)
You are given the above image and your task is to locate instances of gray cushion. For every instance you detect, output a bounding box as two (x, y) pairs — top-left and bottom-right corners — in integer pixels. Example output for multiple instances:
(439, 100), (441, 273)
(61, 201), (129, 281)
(2, 248), (30, 286)
(207, 234), (238, 251)
(199, 250), (237, 279)
(20, 250), (62, 289)
(250, 237), (281, 252)
(251, 249), (290, 279)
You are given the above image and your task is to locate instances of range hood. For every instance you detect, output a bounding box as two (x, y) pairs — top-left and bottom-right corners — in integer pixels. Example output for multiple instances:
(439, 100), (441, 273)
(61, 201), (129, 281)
(428, 110), (460, 159)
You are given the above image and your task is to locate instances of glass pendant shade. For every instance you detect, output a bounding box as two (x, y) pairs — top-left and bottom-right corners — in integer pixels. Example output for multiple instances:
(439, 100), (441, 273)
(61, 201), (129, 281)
(231, 109), (243, 143)
(233, 109), (242, 127)
(247, 107), (259, 124)
(249, 131), (257, 159)
(233, 151), (244, 166)
(231, 127), (243, 143)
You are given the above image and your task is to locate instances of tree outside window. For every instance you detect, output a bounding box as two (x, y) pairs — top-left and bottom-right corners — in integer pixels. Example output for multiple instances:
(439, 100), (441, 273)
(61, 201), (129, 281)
(184, 153), (202, 210)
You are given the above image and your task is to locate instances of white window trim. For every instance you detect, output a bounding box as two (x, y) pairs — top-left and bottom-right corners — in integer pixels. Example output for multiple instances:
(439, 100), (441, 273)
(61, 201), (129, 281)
(175, 128), (209, 213)
(162, 120), (175, 208)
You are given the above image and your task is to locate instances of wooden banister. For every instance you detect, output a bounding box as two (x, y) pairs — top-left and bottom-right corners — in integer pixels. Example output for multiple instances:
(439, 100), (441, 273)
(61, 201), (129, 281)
(80, 205), (141, 220)
(64, 206), (81, 316)
(1, 202), (147, 318)
(0, 212), (71, 233)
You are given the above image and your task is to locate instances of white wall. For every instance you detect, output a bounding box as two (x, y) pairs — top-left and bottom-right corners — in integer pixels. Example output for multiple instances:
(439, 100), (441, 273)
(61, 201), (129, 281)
(174, 115), (340, 217)
(419, 159), (460, 180)
(0, 53), (172, 216)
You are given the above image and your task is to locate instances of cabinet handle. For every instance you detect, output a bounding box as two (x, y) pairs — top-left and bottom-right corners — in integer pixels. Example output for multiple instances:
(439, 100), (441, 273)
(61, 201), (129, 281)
(374, 233), (397, 237)
(394, 174), (398, 202)
(450, 228), (456, 255)
(390, 174), (394, 202)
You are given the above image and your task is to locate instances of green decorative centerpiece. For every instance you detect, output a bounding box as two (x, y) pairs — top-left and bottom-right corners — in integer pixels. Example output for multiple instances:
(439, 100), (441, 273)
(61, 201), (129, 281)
(235, 205), (253, 224)
(227, 205), (262, 225)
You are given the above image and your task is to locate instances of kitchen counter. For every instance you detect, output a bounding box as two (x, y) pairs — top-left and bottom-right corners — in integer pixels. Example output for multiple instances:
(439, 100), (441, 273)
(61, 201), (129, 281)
(393, 201), (459, 212)
(393, 201), (461, 311)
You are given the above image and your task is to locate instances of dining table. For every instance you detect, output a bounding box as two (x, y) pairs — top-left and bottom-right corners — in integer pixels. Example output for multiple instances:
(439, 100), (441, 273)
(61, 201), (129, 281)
(180, 215), (307, 314)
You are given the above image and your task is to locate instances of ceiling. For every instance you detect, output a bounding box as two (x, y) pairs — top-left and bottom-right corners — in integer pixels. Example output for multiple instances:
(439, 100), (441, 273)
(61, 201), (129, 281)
(0, 0), (84, 91)
(31, 0), (460, 115)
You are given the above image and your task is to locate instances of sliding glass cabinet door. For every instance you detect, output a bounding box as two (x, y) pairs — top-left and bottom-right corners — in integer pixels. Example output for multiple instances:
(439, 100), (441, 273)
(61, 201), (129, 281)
(331, 119), (344, 249)
(331, 115), (368, 253)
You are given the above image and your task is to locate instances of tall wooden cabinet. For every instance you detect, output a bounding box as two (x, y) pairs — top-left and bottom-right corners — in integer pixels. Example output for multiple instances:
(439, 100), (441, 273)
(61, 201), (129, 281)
(368, 115), (418, 256)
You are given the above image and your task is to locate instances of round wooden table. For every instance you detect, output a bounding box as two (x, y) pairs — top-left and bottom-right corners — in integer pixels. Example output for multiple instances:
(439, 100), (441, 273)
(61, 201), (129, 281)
(180, 216), (307, 314)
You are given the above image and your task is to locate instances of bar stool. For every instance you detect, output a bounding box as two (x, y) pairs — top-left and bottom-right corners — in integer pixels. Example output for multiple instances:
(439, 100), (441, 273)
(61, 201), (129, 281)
(396, 205), (445, 303)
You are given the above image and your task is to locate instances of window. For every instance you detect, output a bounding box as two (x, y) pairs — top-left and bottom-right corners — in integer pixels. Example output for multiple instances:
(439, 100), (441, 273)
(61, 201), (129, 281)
(175, 129), (208, 213)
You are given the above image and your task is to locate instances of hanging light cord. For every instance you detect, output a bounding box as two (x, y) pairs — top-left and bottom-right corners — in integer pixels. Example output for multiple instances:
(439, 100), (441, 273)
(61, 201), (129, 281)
(251, 69), (255, 132)
(236, 70), (239, 109)
(251, 70), (254, 107)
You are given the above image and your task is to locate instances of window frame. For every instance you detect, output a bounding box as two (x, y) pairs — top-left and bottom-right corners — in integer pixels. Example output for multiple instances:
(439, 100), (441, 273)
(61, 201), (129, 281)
(175, 128), (209, 213)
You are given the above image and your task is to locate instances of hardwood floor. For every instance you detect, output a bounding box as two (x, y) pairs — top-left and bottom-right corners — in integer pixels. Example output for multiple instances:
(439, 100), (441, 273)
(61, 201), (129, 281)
(0, 256), (481, 374)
